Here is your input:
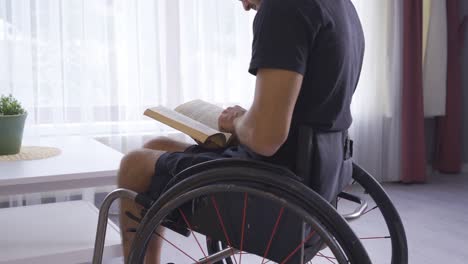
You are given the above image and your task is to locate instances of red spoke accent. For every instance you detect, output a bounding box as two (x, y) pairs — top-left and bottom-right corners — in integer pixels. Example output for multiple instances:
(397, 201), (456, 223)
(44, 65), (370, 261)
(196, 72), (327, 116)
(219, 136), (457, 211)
(280, 231), (316, 264)
(178, 208), (208, 260)
(360, 235), (391, 240)
(316, 252), (337, 263)
(261, 207), (285, 264)
(239, 193), (248, 264)
(155, 232), (199, 263)
(362, 205), (378, 216)
(211, 196), (238, 264)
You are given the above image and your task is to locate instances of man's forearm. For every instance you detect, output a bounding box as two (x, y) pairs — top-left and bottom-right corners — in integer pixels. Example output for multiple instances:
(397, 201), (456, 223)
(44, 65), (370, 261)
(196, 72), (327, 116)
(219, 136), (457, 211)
(233, 114), (254, 149)
(233, 111), (285, 157)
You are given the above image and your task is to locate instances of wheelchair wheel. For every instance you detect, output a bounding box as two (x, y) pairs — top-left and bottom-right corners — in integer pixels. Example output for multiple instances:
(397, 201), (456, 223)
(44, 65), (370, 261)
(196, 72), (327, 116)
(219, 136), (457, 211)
(129, 166), (371, 264)
(336, 164), (408, 264)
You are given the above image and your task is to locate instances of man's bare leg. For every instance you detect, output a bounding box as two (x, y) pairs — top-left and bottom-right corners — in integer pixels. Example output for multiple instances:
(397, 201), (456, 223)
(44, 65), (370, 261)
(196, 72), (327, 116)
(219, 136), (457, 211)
(118, 137), (192, 264)
(143, 136), (192, 152)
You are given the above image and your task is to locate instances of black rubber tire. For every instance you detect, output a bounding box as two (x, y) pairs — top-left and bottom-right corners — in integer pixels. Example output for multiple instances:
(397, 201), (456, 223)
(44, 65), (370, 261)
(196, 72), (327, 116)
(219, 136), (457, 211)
(128, 165), (371, 264)
(352, 164), (408, 264)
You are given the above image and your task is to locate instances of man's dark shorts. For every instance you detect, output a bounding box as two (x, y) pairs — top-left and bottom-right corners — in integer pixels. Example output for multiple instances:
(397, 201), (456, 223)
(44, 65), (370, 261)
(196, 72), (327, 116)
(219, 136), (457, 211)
(147, 144), (262, 200)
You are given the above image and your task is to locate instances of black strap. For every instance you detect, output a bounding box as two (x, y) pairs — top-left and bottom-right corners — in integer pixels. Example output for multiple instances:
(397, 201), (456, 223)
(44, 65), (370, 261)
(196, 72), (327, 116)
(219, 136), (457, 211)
(296, 126), (316, 186)
(343, 136), (353, 160)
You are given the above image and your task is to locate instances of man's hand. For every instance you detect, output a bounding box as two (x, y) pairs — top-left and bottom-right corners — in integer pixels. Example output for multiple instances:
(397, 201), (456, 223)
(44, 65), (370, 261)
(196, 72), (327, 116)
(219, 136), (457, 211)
(218, 105), (247, 134)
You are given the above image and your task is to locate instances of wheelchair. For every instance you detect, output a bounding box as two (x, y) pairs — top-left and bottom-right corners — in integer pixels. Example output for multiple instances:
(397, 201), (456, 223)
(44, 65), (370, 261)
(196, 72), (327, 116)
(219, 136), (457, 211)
(93, 128), (408, 264)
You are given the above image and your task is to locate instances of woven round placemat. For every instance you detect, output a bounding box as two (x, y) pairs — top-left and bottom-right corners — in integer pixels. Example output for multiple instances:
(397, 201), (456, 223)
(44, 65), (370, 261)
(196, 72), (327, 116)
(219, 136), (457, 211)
(0, 146), (61, 161)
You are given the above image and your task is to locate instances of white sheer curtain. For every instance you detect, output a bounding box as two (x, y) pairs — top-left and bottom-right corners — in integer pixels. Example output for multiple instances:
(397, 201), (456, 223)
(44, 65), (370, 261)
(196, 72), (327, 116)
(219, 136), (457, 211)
(0, 0), (402, 206)
(0, 0), (255, 206)
(0, 0), (255, 140)
(350, 0), (403, 182)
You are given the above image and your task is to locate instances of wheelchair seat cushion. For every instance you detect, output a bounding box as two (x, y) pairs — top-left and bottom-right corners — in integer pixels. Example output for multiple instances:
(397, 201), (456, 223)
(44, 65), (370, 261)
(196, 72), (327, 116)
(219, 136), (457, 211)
(147, 144), (263, 200)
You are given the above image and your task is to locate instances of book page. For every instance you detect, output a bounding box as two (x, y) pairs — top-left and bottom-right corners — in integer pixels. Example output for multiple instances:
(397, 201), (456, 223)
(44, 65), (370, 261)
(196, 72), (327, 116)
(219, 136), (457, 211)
(144, 106), (223, 145)
(175, 100), (232, 141)
(175, 100), (224, 131)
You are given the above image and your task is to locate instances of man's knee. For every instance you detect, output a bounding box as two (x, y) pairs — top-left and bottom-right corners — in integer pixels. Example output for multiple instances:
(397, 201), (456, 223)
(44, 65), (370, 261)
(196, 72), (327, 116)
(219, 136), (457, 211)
(143, 136), (170, 150)
(143, 136), (190, 152)
(118, 149), (161, 193)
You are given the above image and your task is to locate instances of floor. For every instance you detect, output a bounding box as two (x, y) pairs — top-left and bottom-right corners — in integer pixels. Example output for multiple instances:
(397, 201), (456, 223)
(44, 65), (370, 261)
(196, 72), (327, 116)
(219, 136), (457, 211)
(100, 172), (468, 264)
(383, 172), (468, 264)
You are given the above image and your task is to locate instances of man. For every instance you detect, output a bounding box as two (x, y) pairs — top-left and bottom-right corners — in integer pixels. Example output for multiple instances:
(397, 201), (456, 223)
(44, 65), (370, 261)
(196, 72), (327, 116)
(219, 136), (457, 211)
(118, 0), (364, 263)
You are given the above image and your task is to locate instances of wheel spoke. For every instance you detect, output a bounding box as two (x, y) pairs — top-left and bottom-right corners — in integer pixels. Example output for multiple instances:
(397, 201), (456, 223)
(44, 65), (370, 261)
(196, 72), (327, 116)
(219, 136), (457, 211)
(239, 193), (248, 264)
(154, 232), (199, 263)
(280, 231), (316, 264)
(361, 205), (378, 216)
(261, 207), (285, 264)
(178, 208), (208, 260)
(316, 252), (337, 263)
(211, 196), (238, 264)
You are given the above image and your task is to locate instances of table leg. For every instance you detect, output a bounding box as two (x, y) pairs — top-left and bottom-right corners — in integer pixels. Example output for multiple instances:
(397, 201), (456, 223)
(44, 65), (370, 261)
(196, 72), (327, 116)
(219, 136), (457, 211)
(82, 188), (96, 204)
(25, 193), (42, 205)
(9, 195), (23, 207)
(54, 190), (71, 202)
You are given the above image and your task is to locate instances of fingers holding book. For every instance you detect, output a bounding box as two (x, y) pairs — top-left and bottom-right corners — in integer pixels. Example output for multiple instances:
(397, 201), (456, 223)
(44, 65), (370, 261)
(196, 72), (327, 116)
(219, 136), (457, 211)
(218, 105), (247, 134)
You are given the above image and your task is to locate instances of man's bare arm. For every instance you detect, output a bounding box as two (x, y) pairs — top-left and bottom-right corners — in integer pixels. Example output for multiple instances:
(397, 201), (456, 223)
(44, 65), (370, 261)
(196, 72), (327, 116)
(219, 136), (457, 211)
(234, 68), (303, 156)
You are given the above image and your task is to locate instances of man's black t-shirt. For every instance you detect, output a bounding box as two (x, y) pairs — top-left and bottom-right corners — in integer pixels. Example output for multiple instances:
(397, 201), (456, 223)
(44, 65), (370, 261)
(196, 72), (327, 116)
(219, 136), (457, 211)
(249, 0), (365, 169)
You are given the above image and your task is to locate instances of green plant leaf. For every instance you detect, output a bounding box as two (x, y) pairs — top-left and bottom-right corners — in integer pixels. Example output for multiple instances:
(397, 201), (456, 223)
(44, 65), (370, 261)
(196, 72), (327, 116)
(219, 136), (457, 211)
(0, 94), (26, 115)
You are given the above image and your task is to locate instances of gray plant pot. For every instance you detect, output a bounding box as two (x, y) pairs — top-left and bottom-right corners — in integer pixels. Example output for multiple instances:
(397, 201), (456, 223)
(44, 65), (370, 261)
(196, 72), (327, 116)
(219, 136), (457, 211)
(0, 113), (27, 155)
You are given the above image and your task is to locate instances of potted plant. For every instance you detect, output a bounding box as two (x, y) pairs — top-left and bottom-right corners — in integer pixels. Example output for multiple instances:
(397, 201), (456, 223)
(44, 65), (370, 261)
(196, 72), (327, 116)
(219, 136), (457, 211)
(0, 94), (27, 155)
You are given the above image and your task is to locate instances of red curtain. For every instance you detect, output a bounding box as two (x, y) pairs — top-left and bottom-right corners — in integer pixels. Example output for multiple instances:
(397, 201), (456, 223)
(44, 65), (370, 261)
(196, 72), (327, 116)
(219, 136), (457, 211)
(401, 0), (427, 183)
(433, 0), (465, 173)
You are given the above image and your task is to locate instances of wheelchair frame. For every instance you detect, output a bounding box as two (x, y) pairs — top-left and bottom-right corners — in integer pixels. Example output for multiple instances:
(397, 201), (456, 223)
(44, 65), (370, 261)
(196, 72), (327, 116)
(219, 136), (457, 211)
(93, 128), (407, 263)
(93, 161), (407, 264)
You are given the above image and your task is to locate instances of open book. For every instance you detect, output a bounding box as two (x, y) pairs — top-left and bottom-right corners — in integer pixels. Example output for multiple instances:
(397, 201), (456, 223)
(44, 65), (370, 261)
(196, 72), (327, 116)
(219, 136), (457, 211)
(144, 100), (233, 148)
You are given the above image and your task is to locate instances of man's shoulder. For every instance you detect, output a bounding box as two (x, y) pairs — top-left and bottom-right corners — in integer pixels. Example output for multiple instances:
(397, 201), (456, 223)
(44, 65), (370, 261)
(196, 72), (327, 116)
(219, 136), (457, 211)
(260, 0), (321, 14)
(257, 0), (324, 29)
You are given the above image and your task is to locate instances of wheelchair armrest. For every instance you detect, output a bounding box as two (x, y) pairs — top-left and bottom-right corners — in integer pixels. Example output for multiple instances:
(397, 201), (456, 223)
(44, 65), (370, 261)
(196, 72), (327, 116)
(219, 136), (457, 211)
(162, 158), (302, 195)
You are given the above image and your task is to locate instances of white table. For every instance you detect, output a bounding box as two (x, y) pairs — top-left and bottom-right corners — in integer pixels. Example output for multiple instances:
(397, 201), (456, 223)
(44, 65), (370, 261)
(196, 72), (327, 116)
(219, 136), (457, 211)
(0, 201), (122, 264)
(0, 136), (123, 196)
(0, 137), (124, 264)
